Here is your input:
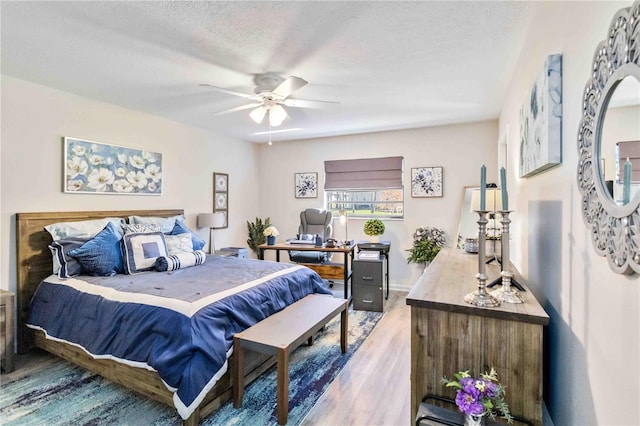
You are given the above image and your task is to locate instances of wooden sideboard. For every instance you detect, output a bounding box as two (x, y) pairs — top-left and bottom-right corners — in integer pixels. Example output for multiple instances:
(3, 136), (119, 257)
(406, 248), (549, 425)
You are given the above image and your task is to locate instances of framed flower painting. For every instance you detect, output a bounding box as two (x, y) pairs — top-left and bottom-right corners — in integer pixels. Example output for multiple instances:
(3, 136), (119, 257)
(411, 166), (443, 198)
(64, 137), (162, 195)
(295, 172), (318, 198)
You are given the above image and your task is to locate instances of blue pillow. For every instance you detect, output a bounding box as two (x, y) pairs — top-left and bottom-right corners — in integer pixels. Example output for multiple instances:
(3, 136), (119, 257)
(170, 220), (205, 251)
(49, 238), (89, 278)
(68, 222), (124, 276)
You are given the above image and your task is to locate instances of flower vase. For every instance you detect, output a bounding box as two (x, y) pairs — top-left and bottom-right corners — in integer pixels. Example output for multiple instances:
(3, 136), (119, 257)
(464, 413), (485, 426)
(267, 236), (276, 245)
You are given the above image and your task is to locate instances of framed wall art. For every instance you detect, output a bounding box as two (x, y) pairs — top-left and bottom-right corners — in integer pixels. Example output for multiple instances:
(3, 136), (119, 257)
(519, 53), (563, 178)
(411, 166), (443, 198)
(213, 172), (228, 228)
(295, 172), (318, 198)
(64, 137), (163, 195)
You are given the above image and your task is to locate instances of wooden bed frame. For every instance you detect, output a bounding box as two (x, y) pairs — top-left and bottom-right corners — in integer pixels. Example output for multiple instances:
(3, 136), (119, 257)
(16, 209), (274, 425)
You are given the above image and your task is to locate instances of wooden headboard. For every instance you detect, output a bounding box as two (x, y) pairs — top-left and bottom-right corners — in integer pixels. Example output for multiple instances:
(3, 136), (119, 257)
(15, 209), (184, 353)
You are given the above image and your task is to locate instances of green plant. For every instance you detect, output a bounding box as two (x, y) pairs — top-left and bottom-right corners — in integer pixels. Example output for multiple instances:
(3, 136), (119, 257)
(406, 226), (445, 264)
(363, 219), (385, 236)
(247, 217), (271, 256)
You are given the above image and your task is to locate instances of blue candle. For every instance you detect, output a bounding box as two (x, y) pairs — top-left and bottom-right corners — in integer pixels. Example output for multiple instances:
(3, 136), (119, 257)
(480, 165), (486, 210)
(500, 167), (509, 211)
(623, 158), (632, 204)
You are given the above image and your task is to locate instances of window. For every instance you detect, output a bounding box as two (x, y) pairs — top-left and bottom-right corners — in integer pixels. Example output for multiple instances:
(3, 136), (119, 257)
(324, 156), (404, 219)
(326, 189), (403, 218)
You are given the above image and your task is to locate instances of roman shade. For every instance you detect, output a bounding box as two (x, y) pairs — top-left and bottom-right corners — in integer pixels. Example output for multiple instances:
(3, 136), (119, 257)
(324, 156), (404, 190)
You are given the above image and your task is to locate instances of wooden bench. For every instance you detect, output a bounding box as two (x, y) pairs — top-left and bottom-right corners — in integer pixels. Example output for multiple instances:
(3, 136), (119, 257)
(233, 294), (348, 425)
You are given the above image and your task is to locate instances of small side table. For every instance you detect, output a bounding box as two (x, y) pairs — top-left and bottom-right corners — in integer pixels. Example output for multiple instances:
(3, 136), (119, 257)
(0, 289), (15, 373)
(357, 241), (390, 299)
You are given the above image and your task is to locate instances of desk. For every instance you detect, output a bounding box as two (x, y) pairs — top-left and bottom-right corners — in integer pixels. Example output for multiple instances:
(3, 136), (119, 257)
(258, 242), (356, 301)
(357, 241), (390, 299)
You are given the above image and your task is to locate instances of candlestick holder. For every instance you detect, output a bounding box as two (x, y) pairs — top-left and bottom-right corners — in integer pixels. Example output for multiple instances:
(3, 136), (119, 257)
(464, 210), (501, 307)
(490, 211), (524, 304)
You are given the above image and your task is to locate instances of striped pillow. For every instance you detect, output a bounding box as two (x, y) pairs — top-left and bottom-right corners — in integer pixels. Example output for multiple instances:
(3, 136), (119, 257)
(156, 250), (207, 272)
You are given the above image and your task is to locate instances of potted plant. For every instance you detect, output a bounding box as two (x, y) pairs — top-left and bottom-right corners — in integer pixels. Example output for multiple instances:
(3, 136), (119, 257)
(263, 225), (279, 245)
(406, 226), (445, 264)
(246, 217), (270, 256)
(441, 368), (513, 425)
(363, 219), (385, 243)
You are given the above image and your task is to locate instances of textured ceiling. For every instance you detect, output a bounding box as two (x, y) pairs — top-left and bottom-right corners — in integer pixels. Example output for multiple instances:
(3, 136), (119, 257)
(1, 1), (534, 143)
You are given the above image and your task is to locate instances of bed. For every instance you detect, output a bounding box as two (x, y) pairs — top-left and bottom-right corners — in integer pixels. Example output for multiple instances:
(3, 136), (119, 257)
(15, 209), (331, 425)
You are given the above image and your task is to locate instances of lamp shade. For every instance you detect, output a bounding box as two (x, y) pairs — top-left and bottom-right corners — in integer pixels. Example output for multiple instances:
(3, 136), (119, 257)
(470, 188), (503, 212)
(249, 106), (267, 124)
(198, 212), (225, 228)
(269, 104), (288, 127)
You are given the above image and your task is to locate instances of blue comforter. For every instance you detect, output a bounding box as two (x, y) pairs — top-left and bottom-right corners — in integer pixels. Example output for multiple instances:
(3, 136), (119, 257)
(27, 256), (331, 419)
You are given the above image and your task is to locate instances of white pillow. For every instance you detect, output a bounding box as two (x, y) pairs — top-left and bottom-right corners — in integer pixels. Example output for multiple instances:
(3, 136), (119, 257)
(122, 232), (168, 274)
(128, 215), (185, 233)
(164, 233), (194, 255)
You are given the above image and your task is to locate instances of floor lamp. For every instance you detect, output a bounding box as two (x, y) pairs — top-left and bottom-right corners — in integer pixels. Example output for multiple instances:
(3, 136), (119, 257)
(339, 209), (348, 245)
(198, 212), (226, 254)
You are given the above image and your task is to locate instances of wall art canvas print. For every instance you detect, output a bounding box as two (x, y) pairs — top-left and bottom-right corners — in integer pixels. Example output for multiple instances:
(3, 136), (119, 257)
(411, 166), (443, 197)
(519, 53), (563, 178)
(213, 172), (228, 229)
(64, 137), (162, 195)
(295, 172), (318, 198)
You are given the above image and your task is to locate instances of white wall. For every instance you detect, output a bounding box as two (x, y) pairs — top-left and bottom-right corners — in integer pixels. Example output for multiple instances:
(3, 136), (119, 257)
(499, 2), (639, 424)
(1, 76), (260, 293)
(257, 121), (498, 289)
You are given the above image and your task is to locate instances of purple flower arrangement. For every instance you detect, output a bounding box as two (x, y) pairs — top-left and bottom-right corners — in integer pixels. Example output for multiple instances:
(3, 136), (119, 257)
(441, 368), (513, 423)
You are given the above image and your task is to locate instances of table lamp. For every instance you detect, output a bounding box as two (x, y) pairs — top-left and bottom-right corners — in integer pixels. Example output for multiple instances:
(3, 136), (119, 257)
(198, 212), (226, 254)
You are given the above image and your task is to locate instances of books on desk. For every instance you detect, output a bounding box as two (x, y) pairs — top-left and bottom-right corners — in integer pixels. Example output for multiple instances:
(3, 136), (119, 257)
(357, 251), (380, 261)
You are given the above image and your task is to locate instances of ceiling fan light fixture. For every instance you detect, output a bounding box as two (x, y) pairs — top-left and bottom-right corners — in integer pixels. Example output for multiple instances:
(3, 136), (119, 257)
(249, 106), (267, 124)
(269, 104), (287, 127)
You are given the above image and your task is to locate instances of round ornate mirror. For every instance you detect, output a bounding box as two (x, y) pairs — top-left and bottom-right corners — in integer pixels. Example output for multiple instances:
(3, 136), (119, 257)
(577, 1), (640, 274)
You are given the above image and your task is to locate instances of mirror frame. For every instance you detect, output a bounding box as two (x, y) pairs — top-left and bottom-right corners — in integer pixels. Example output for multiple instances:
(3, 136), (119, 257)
(577, 1), (640, 274)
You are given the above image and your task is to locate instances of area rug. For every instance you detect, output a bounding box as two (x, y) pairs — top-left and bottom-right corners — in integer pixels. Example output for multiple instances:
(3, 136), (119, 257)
(0, 308), (383, 426)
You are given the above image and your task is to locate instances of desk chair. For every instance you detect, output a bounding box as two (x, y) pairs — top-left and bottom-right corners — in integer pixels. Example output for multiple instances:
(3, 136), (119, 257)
(288, 208), (333, 264)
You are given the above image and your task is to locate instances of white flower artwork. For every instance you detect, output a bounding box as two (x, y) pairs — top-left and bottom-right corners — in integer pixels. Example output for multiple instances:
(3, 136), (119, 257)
(64, 137), (162, 195)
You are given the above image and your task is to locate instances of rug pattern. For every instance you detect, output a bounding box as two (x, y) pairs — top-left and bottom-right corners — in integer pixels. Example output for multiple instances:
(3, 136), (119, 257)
(0, 309), (383, 426)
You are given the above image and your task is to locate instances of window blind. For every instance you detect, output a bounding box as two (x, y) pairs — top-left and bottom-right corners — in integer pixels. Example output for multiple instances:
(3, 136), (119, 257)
(324, 156), (404, 190)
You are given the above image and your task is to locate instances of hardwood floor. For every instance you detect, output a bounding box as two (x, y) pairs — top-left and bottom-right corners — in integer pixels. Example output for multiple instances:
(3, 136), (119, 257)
(301, 290), (411, 426)
(2, 290), (412, 425)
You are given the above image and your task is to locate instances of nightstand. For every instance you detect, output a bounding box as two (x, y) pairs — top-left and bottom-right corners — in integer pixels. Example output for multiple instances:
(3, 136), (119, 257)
(0, 289), (15, 373)
(215, 247), (249, 258)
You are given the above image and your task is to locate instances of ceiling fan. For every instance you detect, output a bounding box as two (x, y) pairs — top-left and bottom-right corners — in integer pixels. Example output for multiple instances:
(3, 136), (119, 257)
(200, 73), (338, 127)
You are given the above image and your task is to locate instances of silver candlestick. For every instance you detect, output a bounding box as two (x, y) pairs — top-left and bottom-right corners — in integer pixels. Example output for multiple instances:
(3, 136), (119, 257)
(465, 210), (501, 307)
(490, 211), (524, 304)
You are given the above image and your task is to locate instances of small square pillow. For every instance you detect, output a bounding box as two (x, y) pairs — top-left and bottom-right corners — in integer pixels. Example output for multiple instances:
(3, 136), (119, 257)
(164, 232), (194, 255)
(123, 223), (162, 234)
(170, 220), (206, 251)
(122, 232), (168, 274)
(68, 222), (124, 276)
(49, 238), (89, 278)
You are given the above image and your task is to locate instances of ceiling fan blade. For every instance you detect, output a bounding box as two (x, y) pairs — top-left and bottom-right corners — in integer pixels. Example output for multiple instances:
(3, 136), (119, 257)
(212, 102), (263, 115)
(272, 76), (308, 99)
(283, 98), (340, 108)
(199, 83), (255, 99)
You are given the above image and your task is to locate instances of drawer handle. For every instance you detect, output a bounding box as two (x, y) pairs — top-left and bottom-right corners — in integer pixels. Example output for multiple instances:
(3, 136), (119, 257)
(362, 299), (374, 304)
(362, 276), (374, 281)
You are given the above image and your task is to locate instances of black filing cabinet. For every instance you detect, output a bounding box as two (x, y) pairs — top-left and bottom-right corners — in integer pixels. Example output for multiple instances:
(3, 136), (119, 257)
(352, 256), (385, 312)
